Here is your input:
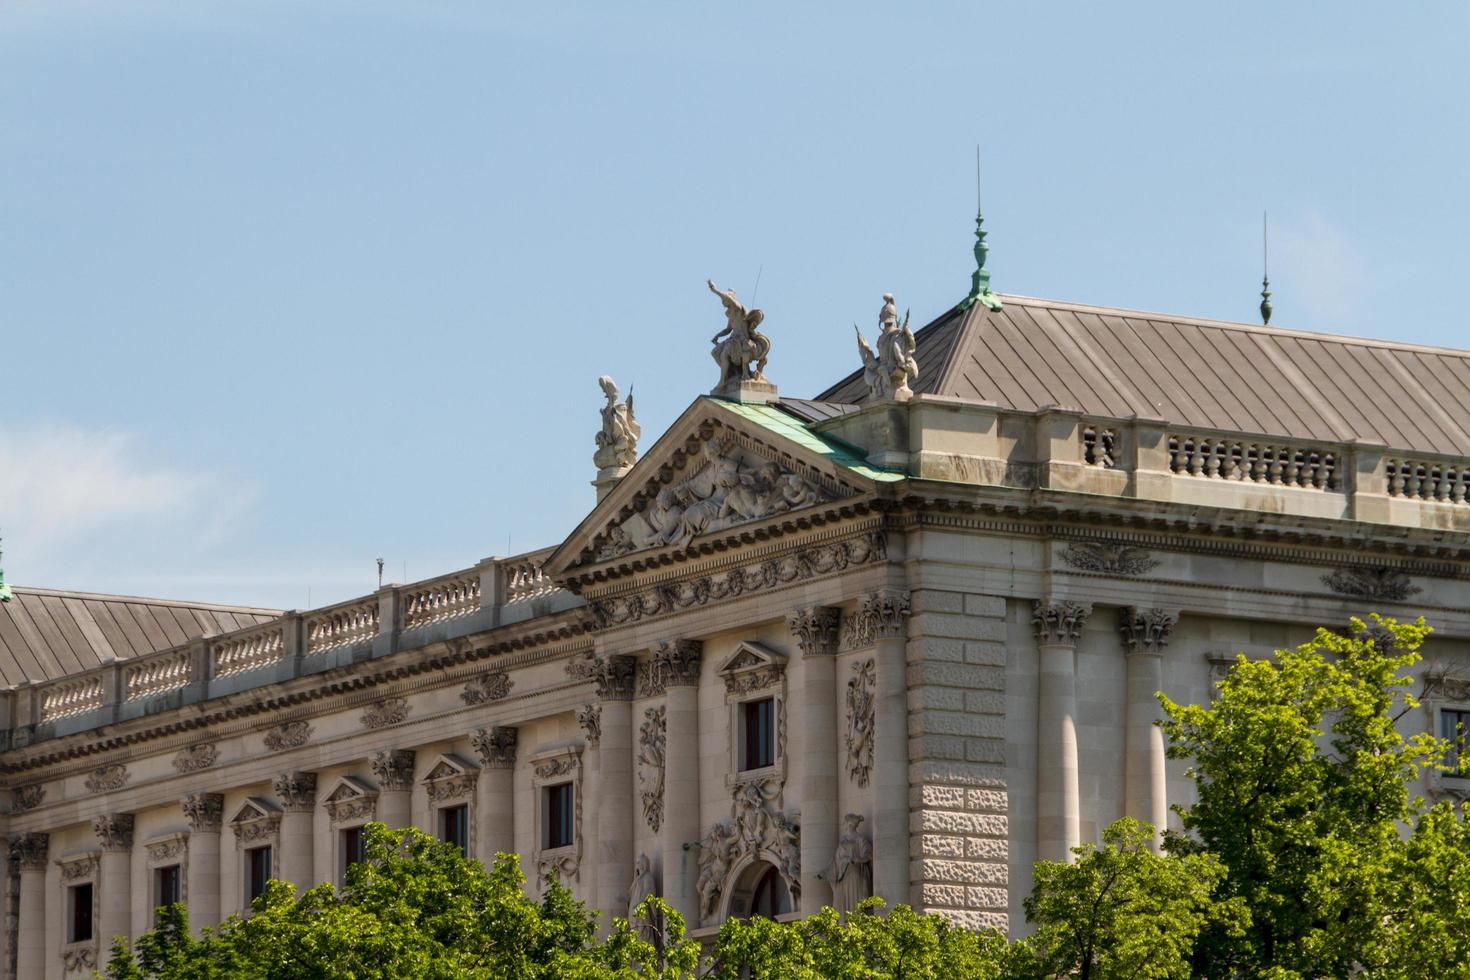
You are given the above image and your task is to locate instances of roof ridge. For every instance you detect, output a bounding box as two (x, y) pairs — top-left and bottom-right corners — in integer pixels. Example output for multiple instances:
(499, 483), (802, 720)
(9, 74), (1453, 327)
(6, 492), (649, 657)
(7, 585), (281, 615)
(998, 293), (1470, 359)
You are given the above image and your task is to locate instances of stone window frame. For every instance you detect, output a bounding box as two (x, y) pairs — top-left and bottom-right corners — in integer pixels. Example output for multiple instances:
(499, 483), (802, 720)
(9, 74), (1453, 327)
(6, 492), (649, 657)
(229, 797), (281, 914)
(529, 744), (583, 889)
(143, 833), (190, 922)
(718, 641), (789, 790)
(421, 753), (479, 859)
(1425, 678), (1470, 801)
(321, 776), (379, 884)
(57, 852), (99, 971)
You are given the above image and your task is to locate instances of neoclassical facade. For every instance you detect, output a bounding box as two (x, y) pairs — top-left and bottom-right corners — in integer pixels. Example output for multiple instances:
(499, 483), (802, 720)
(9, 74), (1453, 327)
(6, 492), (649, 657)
(4, 260), (1470, 978)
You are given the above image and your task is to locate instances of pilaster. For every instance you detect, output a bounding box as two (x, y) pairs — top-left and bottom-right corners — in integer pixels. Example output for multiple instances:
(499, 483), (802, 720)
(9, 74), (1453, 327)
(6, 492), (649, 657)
(371, 749), (416, 828)
(272, 771), (317, 893)
(1119, 607), (1179, 849)
(1033, 598), (1090, 864)
(790, 607), (840, 913)
(182, 793), (224, 932)
(472, 727), (518, 860)
(655, 640), (703, 926)
(93, 814), (134, 952)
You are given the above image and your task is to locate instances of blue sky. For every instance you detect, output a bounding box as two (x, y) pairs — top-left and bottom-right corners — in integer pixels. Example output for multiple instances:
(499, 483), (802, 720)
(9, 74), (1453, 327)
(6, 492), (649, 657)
(2, 1), (1467, 609)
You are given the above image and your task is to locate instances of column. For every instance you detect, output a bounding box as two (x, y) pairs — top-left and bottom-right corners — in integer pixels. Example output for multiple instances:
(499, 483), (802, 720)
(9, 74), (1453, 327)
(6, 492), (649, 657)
(575, 705), (601, 910)
(654, 640), (703, 926)
(372, 750), (416, 828)
(472, 726), (518, 861)
(12, 832), (47, 979)
(1033, 599), (1091, 863)
(789, 607), (841, 914)
(1120, 607), (1178, 850)
(93, 814), (134, 950)
(862, 590), (912, 908)
(273, 771), (318, 893)
(592, 655), (637, 935)
(182, 794), (224, 931)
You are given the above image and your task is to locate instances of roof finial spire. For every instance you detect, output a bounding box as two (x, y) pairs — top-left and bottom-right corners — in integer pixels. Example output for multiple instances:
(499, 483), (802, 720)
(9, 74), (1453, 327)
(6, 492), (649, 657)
(0, 533), (12, 603)
(1259, 211), (1273, 325)
(959, 146), (1003, 313)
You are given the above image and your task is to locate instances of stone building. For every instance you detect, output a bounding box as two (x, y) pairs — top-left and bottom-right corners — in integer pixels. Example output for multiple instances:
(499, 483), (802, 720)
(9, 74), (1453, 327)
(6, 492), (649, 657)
(3, 240), (1470, 978)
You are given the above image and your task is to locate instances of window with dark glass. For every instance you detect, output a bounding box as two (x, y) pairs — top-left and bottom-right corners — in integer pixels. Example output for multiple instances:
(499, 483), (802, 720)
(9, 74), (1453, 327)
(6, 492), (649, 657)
(1443, 709), (1470, 775)
(340, 825), (366, 879)
(741, 697), (776, 771)
(246, 846), (272, 904)
(439, 804), (470, 857)
(67, 883), (93, 943)
(154, 864), (181, 921)
(545, 783), (574, 849)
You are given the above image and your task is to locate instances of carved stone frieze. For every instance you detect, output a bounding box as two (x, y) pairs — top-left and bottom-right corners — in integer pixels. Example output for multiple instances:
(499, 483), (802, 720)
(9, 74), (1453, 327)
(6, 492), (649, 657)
(1033, 599), (1091, 646)
(844, 658), (875, 788)
(844, 589), (911, 649)
(1118, 607), (1180, 656)
(84, 764), (129, 794)
(472, 726), (519, 769)
(172, 742), (218, 774)
(361, 697), (411, 730)
(1060, 541), (1160, 576)
(264, 720), (312, 752)
(534, 756), (578, 780)
(272, 771), (318, 812)
(789, 606), (841, 657)
(92, 813), (134, 851)
(576, 705), (602, 747)
(370, 749), (416, 791)
(1322, 566), (1422, 601)
(569, 654), (638, 701)
(460, 672), (512, 706)
(643, 639), (703, 696)
(182, 793), (225, 833)
(11, 833), (48, 871)
(593, 531), (886, 629)
(146, 837), (187, 862)
(11, 784), (43, 813)
(638, 705), (666, 833)
(59, 854), (97, 882)
(62, 945), (97, 974)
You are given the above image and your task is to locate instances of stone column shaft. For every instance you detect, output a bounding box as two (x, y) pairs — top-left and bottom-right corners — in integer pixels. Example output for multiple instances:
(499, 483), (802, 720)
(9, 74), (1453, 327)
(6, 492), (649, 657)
(183, 793), (224, 931)
(1121, 608), (1178, 850)
(13, 833), (48, 980)
(372, 750), (416, 828)
(473, 726), (518, 863)
(1034, 600), (1090, 864)
(273, 771), (317, 893)
(94, 814), (135, 949)
(862, 591), (911, 908)
(592, 654), (637, 936)
(656, 640), (703, 926)
(790, 608), (840, 914)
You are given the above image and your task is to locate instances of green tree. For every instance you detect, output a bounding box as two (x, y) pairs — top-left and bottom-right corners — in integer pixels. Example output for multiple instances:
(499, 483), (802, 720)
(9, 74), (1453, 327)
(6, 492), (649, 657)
(1020, 817), (1240, 980)
(1370, 800), (1470, 979)
(1158, 615), (1445, 977)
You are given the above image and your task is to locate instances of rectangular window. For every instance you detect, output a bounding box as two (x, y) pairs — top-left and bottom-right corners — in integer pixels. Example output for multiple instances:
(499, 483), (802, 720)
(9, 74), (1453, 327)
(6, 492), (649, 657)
(340, 825), (365, 879)
(439, 804), (470, 857)
(545, 783), (574, 850)
(246, 846), (272, 904)
(154, 864), (182, 922)
(1443, 709), (1470, 775)
(68, 883), (93, 943)
(742, 697), (776, 771)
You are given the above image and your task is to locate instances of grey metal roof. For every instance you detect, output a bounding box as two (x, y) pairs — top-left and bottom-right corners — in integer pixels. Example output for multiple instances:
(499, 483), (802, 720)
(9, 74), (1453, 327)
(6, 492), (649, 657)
(817, 294), (1470, 457)
(0, 587), (280, 687)
(774, 398), (862, 424)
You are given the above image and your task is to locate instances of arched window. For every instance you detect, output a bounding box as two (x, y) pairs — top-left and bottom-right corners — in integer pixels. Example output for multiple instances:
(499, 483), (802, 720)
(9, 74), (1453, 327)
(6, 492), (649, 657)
(729, 860), (792, 920)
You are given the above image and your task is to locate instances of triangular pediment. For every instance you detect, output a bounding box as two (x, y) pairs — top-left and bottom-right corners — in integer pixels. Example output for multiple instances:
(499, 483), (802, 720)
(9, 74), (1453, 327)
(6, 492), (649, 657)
(719, 641), (787, 676)
(230, 797), (279, 826)
(422, 753), (476, 783)
(322, 776), (376, 805)
(545, 397), (886, 582)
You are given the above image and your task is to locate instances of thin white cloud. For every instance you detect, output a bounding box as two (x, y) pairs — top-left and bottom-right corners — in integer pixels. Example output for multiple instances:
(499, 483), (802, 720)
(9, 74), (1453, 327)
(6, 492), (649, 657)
(1271, 212), (1369, 332)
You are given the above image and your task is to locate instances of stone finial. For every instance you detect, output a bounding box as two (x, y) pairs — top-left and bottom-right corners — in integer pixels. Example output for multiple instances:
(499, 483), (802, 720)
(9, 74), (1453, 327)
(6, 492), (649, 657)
(1118, 607), (1180, 656)
(789, 606), (842, 657)
(272, 770), (318, 811)
(182, 792), (225, 833)
(472, 726), (519, 769)
(11, 832), (49, 871)
(708, 279), (777, 403)
(371, 749), (417, 791)
(92, 813), (135, 851)
(1032, 599), (1091, 646)
(648, 639), (703, 692)
(593, 376), (641, 500)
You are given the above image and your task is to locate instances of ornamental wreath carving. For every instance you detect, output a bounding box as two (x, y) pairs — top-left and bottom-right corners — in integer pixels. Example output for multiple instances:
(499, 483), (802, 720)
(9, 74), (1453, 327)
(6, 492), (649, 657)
(263, 720), (312, 752)
(593, 531), (885, 628)
(84, 764), (129, 793)
(1322, 566), (1422, 601)
(60, 854), (97, 882)
(844, 659), (875, 788)
(460, 672), (512, 706)
(361, 697), (411, 730)
(172, 742), (218, 774)
(534, 755), (578, 780)
(146, 837), (187, 862)
(62, 946), (96, 974)
(1060, 541), (1160, 576)
(638, 705), (666, 833)
(12, 784), (44, 812)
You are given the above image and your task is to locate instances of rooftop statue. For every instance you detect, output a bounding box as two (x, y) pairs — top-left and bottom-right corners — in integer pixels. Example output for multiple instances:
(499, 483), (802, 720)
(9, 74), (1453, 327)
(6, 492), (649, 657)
(855, 293), (918, 402)
(708, 279), (770, 390)
(593, 375), (641, 473)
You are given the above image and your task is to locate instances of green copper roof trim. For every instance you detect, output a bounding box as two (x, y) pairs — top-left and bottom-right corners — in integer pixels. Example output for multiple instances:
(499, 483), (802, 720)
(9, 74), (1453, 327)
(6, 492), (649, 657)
(711, 399), (906, 483)
(958, 209), (1003, 313)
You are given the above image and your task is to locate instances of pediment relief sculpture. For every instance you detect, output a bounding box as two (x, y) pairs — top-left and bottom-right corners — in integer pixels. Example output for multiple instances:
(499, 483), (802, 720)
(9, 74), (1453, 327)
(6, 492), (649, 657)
(230, 798), (281, 844)
(322, 776), (378, 825)
(719, 641), (787, 696)
(423, 754), (478, 803)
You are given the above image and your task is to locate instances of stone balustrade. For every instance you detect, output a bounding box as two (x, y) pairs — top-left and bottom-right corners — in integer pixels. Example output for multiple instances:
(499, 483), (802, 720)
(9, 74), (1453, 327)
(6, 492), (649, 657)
(401, 571), (481, 630)
(306, 597), (379, 654)
(124, 648), (192, 700)
(40, 674), (105, 721)
(212, 621), (287, 678)
(1167, 433), (1339, 490)
(505, 548), (557, 603)
(1387, 458), (1469, 504)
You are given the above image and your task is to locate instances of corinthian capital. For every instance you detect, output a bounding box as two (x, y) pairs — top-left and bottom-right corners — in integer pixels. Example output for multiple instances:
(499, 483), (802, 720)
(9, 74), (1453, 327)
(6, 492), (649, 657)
(182, 792), (225, 833)
(273, 770), (318, 811)
(846, 590), (911, 648)
(573, 654), (637, 701)
(11, 832), (49, 871)
(92, 813), (135, 851)
(472, 726), (519, 769)
(371, 750), (417, 791)
(1032, 599), (1091, 646)
(649, 639), (703, 690)
(1119, 607), (1180, 656)
(788, 606), (841, 657)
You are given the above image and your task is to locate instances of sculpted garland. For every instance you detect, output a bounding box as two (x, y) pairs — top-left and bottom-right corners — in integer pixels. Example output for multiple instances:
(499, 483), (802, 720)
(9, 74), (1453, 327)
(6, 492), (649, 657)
(638, 705), (667, 833)
(844, 659), (875, 788)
